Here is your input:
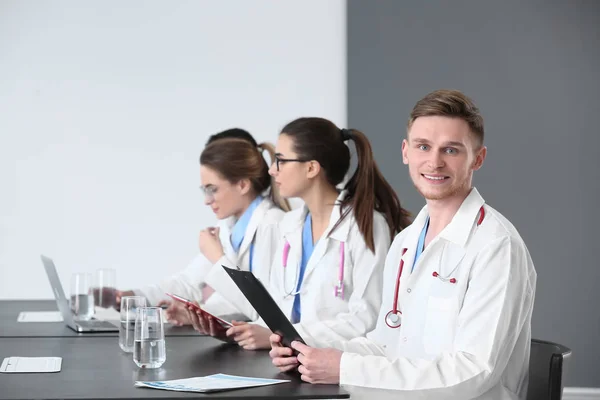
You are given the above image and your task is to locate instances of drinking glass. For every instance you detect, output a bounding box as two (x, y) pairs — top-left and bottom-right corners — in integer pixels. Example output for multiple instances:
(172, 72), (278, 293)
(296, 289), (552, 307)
(119, 296), (146, 352)
(133, 306), (166, 369)
(70, 273), (94, 321)
(94, 268), (117, 309)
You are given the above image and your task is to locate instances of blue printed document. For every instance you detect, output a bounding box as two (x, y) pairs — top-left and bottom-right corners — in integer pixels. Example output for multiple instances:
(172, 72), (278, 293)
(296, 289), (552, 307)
(135, 373), (290, 393)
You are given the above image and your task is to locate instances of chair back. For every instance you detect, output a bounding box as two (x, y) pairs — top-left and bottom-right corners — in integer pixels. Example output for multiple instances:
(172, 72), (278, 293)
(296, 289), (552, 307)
(527, 339), (572, 400)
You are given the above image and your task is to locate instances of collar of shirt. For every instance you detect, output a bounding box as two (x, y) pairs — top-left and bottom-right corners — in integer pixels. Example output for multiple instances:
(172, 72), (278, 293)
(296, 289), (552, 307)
(412, 216), (430, 272)
(230, 196), (263, 253)
(282, 190), (352, 243)
(408, 187), (486, 249)
(438, 187), (485, 248)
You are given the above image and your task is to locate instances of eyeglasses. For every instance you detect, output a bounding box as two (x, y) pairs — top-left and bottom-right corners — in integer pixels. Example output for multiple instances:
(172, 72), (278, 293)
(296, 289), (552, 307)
(274, 156), (310, 172)
(200, 185), (218, 201)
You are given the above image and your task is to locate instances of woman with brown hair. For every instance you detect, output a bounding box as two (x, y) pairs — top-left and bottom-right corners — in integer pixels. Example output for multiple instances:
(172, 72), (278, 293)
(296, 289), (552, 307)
(191, 117), (411, 350)
(185, 134), (291, 321)
(117, 128), (289, 325)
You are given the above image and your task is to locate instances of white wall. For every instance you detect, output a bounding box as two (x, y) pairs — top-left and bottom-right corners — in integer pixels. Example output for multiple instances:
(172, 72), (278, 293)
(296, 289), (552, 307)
(0, 0), (347, 299)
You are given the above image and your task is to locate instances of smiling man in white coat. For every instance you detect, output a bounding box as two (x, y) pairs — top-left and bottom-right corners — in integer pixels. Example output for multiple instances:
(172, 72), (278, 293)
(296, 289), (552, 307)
(269, 89), (537, 399)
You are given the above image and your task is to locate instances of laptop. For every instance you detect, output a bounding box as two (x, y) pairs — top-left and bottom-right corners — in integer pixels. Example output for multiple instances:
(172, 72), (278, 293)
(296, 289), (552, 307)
(40, 255), (119, 332)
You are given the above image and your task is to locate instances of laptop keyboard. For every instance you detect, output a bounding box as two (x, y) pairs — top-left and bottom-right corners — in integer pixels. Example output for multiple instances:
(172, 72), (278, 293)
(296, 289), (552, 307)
(76, 320), (116, 329)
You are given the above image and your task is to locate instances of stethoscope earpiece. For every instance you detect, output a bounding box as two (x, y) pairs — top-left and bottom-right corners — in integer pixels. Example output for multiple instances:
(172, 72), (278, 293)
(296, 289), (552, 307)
(432, 271), (457, 284)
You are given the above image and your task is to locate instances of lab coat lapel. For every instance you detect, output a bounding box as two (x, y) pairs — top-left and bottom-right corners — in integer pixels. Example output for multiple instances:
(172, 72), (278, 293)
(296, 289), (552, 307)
(218, 218), (236, 260)
(301, 234), (330, 282)
(433, 241), (466, 282)
(403, 208), (468, 288)
(237, 198), (269, 261)
(301, 191), (351, 283)
(407, 189), (483, 285)
(282, 210), (305, 293)
(401, 207), (431, 287)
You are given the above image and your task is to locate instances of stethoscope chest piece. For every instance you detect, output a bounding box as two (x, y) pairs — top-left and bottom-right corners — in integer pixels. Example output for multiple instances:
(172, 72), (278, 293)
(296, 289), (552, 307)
(385, 310), (402, 328)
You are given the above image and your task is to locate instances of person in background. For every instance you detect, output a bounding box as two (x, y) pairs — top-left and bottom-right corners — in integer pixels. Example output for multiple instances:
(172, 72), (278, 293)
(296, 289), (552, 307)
(181, 135), (291, 322)
(188, 117), (411, 349)
(109, 128), (288, 323)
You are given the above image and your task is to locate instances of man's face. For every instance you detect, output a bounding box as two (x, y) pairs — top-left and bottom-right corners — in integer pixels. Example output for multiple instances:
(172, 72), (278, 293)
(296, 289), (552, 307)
(402, 115), (486, 201)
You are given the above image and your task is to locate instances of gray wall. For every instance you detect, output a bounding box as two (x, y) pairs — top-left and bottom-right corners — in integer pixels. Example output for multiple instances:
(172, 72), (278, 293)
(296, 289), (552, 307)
(348, 0), (600, 387)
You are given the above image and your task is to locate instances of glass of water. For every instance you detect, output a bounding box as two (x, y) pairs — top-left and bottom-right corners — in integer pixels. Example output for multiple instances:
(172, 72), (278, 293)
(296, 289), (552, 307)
(119, 296), (146, 352)
(70, 273), (94, 321)
(94, 268), (117, 309)
(133, 307), (166, 369)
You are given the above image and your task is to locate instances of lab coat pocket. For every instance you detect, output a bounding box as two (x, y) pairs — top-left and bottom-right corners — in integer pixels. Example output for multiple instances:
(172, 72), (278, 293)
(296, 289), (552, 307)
(314, 280), (347, 320)
(423, 296), (458, 356)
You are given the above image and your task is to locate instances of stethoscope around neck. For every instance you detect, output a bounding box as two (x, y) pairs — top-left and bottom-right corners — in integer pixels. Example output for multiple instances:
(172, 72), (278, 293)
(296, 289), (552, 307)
(385, 206), (486, 329)
(282, 240), (345, 299)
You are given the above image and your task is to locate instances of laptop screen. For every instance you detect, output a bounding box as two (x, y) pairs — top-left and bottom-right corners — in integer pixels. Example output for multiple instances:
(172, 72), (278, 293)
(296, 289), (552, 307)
(40, 255), (76, 325)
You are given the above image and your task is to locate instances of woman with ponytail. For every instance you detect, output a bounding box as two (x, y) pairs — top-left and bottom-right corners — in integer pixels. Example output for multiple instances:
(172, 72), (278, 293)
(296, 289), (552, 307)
(192, 117), (410, 350)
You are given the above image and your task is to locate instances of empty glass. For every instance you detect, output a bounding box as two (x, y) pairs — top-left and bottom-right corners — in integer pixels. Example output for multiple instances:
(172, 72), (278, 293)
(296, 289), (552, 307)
(70, 273), (94, 321)
(94, 268), (117, 309)
(133, 307), (166, 369)
(119, 296), (146, 352)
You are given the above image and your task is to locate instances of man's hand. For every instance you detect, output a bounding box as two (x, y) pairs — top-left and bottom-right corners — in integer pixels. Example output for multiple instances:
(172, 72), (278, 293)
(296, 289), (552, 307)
(226, 322), (272, 350)
(158, 300), (190, 326)
(199, 227), (225, 264)
(291, 341), (342, 384)
(269, 333), (299, 372)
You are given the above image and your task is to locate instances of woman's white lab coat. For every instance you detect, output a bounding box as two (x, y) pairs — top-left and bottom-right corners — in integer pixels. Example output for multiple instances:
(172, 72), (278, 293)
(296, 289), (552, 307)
(137, 253), (212, 306)
(334, 188), (537, 400)
(268, 190), (391, 346)
(201, 197), (284, 320)
(138, 197), (284, 319)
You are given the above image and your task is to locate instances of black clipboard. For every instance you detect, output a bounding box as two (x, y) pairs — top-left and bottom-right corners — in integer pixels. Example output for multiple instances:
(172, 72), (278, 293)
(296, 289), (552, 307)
(221, 265), (305, 348)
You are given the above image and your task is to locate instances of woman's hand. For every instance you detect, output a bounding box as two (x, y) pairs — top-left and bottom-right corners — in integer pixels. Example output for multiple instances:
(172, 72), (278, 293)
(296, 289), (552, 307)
(225, 322), (272, 350)
(199, 227), (225, 263)
(158, 300), (190, 326)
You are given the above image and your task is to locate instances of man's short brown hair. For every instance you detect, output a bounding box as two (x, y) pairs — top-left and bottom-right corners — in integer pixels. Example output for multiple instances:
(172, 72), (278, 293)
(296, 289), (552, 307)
(408, 89), (484, 148)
